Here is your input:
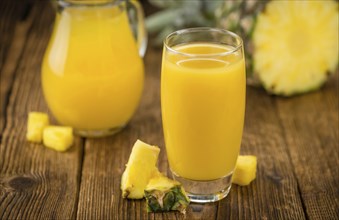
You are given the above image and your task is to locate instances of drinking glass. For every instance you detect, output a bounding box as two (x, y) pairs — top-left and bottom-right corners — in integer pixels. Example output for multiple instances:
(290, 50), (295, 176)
(161, 27), (246, 203)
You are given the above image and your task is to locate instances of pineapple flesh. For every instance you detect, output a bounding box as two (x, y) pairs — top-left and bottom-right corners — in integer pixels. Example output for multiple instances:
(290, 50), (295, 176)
(145, 172), (190, 213)
(253, 0), (338, 96)
(26, 112), (49, 143)
(43, 126), (73, 152)
(121, 140), (160, 199)
(232, 155), (257, 186)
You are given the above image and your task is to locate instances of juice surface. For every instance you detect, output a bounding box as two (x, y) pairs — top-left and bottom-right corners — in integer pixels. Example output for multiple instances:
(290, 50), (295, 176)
(42, 6), (143, 130)
(161, 43), (246, 180)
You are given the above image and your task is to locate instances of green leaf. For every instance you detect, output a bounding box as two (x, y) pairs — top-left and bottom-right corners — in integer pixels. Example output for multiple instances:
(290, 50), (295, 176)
(146, 9), (183, 33)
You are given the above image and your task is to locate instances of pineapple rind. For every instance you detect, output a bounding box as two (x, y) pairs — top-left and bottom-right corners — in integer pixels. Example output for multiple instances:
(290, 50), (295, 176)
(121, 140), (160, 199)
(253, 0), (338, 96)
(26, 112), (49, 143)
(145, 173), (190, 213)
(43, 126), (73, 152)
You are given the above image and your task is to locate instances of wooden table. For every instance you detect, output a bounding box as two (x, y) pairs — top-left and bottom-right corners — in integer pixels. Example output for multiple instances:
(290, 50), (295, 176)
(1, 1), (338, 219)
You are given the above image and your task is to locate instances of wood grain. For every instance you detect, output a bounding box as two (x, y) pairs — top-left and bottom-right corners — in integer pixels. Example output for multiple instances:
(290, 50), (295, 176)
(276, 73), (339, 220)
(0, 0), (34, 134)
(0, 2), (83, 219)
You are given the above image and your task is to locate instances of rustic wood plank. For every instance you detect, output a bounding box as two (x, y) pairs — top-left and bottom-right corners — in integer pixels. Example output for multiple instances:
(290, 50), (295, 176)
(0, 0), (33, 135)
(0, 2), (83, 219)
(216, 86), (306, 220)
(275, 73), (339, 220)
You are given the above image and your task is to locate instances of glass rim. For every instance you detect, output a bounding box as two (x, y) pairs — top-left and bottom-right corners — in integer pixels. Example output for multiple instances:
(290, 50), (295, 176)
(164, 27), (243, 58)
(57, 0), (123, 7)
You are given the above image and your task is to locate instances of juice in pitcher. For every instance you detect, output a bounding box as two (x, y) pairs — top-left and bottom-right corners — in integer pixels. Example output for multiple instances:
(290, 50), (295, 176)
(42, 0), (146, 137)
(161, 28), (246, 202)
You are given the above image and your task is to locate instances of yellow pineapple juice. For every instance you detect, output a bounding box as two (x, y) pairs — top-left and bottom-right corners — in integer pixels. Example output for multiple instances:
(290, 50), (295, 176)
(161, 43), (246, 181)
(42, 6), (143, 131)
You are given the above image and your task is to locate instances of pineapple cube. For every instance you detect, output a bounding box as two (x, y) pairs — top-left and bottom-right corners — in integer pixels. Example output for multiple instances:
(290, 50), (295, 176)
(121, 140), (160, 199)
(145, 172), (190, 213)
(26, 112), (49, 143)
(232, 155), (257, 186)
(43, 126), (73, 152)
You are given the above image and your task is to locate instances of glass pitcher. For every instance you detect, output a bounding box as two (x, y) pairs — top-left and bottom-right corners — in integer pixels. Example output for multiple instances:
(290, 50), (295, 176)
(41, 0), (147, 137)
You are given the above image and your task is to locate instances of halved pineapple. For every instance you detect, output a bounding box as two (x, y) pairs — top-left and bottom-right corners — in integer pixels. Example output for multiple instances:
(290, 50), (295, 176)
(232, 155), (257, 186)
(253, 0), (338, 96)
(26, 112), (49, 143)
(43, 126), (73, 152)
(121, 140), (160, 199)
(145, 172), (190, 213)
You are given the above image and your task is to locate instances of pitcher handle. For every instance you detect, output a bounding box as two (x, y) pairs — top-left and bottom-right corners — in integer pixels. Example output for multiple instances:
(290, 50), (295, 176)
(126, 0), (148, 57)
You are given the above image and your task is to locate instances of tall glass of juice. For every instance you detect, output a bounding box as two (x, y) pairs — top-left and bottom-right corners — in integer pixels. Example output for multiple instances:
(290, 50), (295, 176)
(161, 28), (246, 203)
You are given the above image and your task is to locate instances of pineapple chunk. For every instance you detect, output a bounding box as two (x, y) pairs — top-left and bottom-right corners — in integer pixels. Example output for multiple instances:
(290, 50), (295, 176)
(43, 126), (73, 152)
(121, 140), (160, 199)
(145, 172), (190, 213)
(232, 155), (257, 186)
(253, 0), (338, 96)
(26, 112), (49, 143)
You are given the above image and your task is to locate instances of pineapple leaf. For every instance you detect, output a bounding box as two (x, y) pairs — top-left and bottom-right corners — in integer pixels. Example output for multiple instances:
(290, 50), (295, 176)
(146, 8), (183, 33)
